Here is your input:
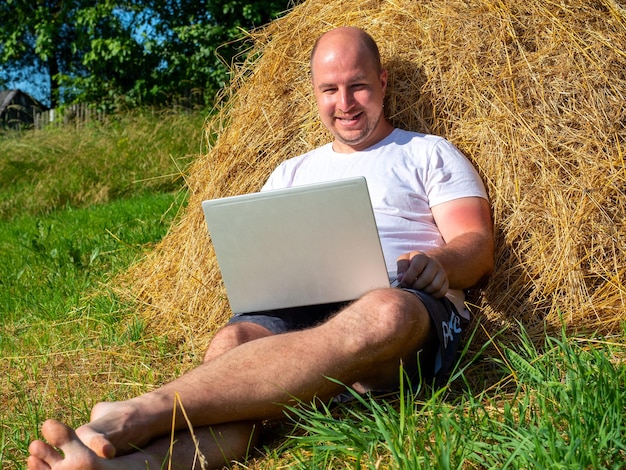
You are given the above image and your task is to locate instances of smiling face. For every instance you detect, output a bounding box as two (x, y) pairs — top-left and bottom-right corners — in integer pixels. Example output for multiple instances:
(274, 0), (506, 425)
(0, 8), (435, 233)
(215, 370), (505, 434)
(310, 28), (393, 153)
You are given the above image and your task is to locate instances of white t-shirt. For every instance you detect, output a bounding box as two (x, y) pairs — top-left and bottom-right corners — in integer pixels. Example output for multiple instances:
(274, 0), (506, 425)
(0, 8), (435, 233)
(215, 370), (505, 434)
(262, 128), (488, 318)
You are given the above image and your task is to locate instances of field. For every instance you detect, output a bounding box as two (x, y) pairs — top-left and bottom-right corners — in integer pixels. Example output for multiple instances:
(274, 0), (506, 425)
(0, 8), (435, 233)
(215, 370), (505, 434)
(0, 110), (202, 468)
(1, 109), (624, 469)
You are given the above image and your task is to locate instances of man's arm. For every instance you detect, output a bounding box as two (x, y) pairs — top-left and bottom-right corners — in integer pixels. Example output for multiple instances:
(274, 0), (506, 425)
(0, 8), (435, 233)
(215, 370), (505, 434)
(397, 196), (494, 297)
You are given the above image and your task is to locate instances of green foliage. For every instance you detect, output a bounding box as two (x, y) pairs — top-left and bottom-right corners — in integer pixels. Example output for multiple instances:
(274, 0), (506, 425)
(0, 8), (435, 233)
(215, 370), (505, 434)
(0, 0), (295, 108)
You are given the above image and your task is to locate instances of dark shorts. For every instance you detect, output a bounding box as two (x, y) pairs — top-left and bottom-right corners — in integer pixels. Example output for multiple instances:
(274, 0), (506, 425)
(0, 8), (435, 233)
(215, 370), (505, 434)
(403, 289), (464, 385)
(226, 289), (464, 386)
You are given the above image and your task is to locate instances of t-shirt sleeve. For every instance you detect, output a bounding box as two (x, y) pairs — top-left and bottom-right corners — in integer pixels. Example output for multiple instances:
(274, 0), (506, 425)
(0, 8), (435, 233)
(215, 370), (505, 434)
(424, 139), (488, 207)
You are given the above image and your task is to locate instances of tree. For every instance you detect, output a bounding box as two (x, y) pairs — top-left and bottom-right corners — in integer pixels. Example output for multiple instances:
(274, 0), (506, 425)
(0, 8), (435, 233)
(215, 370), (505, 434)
(141, 0), (294, 106)
(0, 0), (294, 109)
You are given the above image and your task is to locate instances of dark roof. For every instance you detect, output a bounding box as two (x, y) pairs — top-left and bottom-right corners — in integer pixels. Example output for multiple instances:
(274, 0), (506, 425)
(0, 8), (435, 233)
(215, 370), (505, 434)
(0, 89), (19, 115)
(0, 89), (46, 112)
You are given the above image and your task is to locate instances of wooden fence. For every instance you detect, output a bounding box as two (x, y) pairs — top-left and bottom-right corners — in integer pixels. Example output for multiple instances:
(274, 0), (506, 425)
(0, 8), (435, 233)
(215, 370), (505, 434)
(33, 103), (105, 129)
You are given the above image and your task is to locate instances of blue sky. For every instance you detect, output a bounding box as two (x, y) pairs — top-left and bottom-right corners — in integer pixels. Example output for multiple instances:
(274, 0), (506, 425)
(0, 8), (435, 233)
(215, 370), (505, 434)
(5, 68), (50, 106)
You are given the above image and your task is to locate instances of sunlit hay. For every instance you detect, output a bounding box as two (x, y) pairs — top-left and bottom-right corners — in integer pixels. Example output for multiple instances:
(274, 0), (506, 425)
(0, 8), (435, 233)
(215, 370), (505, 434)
(120, 0), (626, 348)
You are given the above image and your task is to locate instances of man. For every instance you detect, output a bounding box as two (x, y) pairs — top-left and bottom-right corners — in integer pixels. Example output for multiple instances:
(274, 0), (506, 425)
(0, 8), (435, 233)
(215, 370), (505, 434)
(27, 26), (494, 470)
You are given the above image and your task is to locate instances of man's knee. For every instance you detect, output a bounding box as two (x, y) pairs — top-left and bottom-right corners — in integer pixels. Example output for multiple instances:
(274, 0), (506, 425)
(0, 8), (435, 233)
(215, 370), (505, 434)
(363, 288), (430, 331)
(339, 288), (433, 356)
(204, 322), (273, 362)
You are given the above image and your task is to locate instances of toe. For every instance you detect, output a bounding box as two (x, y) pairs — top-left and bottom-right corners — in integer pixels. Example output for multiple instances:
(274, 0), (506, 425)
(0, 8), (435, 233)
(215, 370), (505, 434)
(29, 437), (63, 467)
(39, 419), (101, 464)
(27, 454), (50, 470)
(76, 425), (116, 459)
(27, 439), (58, 469)
(41, 419), (80, 450)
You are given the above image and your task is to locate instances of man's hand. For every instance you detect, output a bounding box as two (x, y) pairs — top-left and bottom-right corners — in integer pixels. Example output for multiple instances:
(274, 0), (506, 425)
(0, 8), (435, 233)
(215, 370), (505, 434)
(396, 251), (449, 298)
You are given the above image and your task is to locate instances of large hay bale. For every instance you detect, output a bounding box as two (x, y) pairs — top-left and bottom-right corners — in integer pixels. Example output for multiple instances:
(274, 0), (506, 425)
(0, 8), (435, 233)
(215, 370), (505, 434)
(123, 0), (626, 347)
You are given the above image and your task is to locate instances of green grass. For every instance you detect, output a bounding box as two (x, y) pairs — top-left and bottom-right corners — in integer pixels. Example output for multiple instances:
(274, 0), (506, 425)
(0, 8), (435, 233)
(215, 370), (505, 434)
(279, 325), (626, 469)
(0, 192), (184, 324)
(1, 109), (625, 469)
(0, 194), (191, 467)
(0, 108), (205, 221)
(0, 109), (200, 469)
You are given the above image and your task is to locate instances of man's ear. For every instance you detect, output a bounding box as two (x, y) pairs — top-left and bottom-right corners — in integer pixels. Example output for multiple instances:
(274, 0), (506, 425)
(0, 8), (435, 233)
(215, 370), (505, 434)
(380, 69), (388, 94)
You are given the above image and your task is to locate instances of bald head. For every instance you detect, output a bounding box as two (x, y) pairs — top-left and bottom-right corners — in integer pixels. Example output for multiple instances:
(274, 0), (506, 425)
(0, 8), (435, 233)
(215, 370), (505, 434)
(310, 27), (382, 79)
(308, 26), (392, 152)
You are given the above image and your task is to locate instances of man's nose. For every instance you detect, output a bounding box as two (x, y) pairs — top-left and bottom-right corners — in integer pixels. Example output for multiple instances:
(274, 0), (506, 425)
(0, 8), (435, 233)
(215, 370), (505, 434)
(338, 88), (354, 111)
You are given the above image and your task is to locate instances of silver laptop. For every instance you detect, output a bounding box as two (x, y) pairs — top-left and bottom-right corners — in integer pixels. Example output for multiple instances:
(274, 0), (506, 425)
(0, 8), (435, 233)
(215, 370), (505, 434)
(201, 177), (392, 314)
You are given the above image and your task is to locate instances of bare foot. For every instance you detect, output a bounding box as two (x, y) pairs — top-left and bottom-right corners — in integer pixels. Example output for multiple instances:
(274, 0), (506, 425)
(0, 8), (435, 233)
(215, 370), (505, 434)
(27, 419), (146, 470)
(75, 401), (155, 458)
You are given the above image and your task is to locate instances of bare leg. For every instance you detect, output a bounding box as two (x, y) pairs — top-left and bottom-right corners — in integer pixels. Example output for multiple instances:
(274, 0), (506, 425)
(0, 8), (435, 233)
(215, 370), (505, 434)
(29, 323), (272, 470)
(110, 323), (272, 468)
(28, 288), (433, 469)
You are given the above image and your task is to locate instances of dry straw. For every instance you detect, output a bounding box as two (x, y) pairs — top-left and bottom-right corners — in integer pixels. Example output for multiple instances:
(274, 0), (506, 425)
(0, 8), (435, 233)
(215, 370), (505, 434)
(121, 0), (626, 348)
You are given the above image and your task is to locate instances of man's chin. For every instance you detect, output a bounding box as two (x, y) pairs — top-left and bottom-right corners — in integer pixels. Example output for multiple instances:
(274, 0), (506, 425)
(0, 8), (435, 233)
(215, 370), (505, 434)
(333, 131), (370, 148)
